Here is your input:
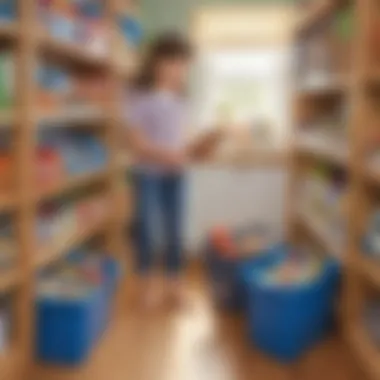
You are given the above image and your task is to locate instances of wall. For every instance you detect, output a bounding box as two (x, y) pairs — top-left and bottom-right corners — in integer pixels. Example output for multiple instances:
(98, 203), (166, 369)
(185, 167), (287, 251)
(140, 0), (295, 36)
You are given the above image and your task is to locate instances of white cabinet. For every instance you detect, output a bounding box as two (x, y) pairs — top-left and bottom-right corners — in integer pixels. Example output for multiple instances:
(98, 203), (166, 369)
(185, 166), (287, 253)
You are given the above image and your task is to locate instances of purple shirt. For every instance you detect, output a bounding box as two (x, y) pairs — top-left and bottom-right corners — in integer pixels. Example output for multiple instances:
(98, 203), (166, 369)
(126, 90), (188, 173)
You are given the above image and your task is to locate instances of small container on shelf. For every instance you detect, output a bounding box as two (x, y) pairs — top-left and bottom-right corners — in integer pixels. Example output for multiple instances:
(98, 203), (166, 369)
(0, 296), (12, 354)
(0, 0), (17, 22)
(0, 52), (14, 112)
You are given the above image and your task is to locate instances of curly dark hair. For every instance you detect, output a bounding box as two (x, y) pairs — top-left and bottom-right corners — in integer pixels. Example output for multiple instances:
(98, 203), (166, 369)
(133, 32), (193, 90)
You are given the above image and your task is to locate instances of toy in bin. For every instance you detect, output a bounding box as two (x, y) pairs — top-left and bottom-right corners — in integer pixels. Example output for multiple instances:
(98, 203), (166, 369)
(206, 224), (281, 310)
(259, 251), (322, 287)
(209, 224), (271, 259)
(209, 226), (237, 259)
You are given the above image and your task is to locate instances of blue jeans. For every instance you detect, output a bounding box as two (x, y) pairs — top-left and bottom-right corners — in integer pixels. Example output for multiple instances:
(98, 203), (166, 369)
(132, 172), (185, 275)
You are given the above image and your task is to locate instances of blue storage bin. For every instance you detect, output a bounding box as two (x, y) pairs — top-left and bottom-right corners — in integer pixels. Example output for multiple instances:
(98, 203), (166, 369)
(237, 243), (287, 310)
(247, 253), (340, 362)
(36, 258), (122, 366)
(205, 242), (285, 310)
(36, 289), (101, 366)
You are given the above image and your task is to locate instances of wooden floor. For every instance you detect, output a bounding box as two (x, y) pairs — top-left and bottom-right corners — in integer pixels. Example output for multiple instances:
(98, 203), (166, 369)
(33, 269), (363, 380)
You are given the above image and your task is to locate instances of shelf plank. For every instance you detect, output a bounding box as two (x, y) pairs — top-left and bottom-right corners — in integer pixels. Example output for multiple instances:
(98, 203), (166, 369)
(359, 257), (380, 289)
(296, 76), (349, 97)
(0, 195), (16, 212)
(295, 0), (344, 36)
(40, 35), (109, 68)
(37, 105), (106, 126)
(0, 22), (19, 40)
(296, 134), (348, 166)
(349, 326), (380, 380)
(34, 215), (107, 270)
(0, 269), (20, 293)
(36, 170), (107, 202)
(298, 209), (343, 262)
(0, 349), (18, 379)
(366, 165), (380, 185)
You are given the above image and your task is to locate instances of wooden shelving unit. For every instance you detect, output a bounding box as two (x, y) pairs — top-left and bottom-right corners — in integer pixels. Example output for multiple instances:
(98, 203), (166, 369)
(292, 0), (380, 378)
(0, 0), (136, 377)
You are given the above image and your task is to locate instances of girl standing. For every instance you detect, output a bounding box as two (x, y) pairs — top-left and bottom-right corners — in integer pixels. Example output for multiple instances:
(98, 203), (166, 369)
(126, 32), (222, 308)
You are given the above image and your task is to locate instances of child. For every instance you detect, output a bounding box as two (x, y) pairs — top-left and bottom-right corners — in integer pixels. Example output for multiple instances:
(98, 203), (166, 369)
(125, 32), (223, 308)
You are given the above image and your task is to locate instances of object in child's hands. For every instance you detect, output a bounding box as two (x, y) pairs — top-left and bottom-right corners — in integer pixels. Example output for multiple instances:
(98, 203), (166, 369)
(209, 226), (237, 258)
(188, 129), (224, 160)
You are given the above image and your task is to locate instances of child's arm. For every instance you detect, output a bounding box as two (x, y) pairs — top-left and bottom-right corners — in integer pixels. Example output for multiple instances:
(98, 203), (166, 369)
(126, 127), (186, 168)
(186, 128), (225, 161)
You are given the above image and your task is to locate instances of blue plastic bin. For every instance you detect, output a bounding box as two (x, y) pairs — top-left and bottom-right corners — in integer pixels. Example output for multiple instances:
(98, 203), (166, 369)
(205, 242), (285, 310)
(247, 254), (340, 362)
(36, 258), (121, 366)
(236, 243), (286, 310)
(36, 288), (102, 365)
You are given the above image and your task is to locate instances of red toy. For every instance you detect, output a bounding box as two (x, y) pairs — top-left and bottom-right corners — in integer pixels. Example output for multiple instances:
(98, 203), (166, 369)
(209, 226), (237, 258)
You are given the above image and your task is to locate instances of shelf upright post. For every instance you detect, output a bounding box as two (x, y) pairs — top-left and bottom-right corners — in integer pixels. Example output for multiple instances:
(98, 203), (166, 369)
(104, 0), (126, 263)
(344, 0), (371, 332)
(15, 0), (38, 374)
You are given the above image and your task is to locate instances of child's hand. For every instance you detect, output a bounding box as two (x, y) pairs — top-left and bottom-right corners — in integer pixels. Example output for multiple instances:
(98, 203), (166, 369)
(164, 151), (188, 169)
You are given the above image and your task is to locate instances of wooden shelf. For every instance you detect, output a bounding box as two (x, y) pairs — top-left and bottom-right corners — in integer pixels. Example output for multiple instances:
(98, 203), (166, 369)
(0, 349), (18, 379)
(36, 170), (107, 202)
(296, 134), (348, 166)
(0, 269), (20, 294)
(0, 22), (19, 40)
(295, 0), (344, 36)
(0, 195), (16, 212)
(0, 1), (134, 375)
(292, 1), (380, 378)
(298, 209), (343, 262)
(296, 76), (349, 97)
(37, 105), (106, 126)
(366, 165), (380, 185)
(39, 35), (110, 69)
(34, 215), (107, 270)
(349, 326), (380, 380)
(359, 257), (380, 289)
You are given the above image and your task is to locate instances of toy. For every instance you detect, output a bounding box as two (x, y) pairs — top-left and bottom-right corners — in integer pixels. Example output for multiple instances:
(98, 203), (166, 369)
(209, 226), (237, 258)
(260, 251), (322, 287)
